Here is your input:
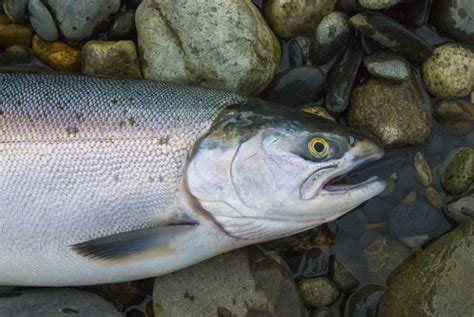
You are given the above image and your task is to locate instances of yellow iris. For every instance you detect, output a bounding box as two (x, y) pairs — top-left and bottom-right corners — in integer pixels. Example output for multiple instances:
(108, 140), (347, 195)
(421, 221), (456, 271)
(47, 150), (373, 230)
(308, 137), (329, 158)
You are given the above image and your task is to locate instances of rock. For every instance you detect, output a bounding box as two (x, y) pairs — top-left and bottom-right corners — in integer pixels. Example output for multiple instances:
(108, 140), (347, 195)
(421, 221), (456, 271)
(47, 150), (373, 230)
(136, 0), (280, 96)
(433, 99), (474, 124)
(413, 152), (432, 186)
(0, 289), (121, 316)
(297, 277), (340, 307)
(440, 147), (474, 195)
(347, 76), (432, 148)
(45, 0), (121, 41)
(82, 40), (141, 78)
(444, 189), (474, 224)
(402, 191), (417, 203)
(425, 186), (444, 209)
(404, 0), (433, 28)
(261, 66), (326, 107)
(263, 0), (337, 38)
(329, 256), (359, 291)
(359, 0), (401, 10)
(0, 15), (32, 50)
(3, 0), (27, 22)
(432, 0), (474, 45)
(28, 0), (58, 42)
(422, 43), (474, 99)
(107, 10), (136, 41)
(153, 248), (304, 317)
(32, 34), (81, 72)
(309, 11), (350, 65)
(0, 45), (32, 64)
(348, 12), (433, 63)
(364, 237), (410, 284)
(344, 284), (386, 317)
(297, 247), (331, 278)
(296, 36), (311, 64)
(325, 47), (363, 114)
(363, 51), (410, 82)
(278, 38), (305, 73)
(301, 105), (336, 121)
(379, 218), (474, 316)
(389, 202), (442, 245)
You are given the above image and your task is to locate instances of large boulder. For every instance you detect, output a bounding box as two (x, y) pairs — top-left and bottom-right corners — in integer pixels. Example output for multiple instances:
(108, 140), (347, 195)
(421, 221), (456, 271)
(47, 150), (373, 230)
(136, 0), (280, 96)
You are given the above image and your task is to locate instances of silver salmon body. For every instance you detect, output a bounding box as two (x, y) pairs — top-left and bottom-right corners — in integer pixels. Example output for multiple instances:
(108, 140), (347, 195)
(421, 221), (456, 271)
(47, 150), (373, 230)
(0, 73), (386, 286)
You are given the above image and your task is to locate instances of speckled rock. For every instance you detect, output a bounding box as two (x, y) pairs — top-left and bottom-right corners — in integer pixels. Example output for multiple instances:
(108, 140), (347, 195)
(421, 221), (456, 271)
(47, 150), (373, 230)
(433, 0), (474, 45)
(359, 0), (401, 10)
(32, 34), (81, 72)
(107, 10), (136, 41)
(347, 76), (432, 148)
(136, 0), (280, 96)
(433, 99), (474, 124)
(0, 289), (121, 316)
(263, 0), (337, 38)
(45, 0), (121, 41)
(363, 51), (410, 82)
(414, 152), (432, 186)
(82, 40), (141, 78)
(28, 0), (58, 42)
(301, 105), (336, 122)
(0, 15), (32, 50)
(297, 277), (340, 307)
(379, 218), (474, 316)
(422, 43), (474, 98)
(0, 45), (32, 64)
(3, 0), (27, 22)
(309, 11), (350, 65)
(444, 189), (474, 224)
(364, 237), (410, 284)
(440, 147), (474, 194)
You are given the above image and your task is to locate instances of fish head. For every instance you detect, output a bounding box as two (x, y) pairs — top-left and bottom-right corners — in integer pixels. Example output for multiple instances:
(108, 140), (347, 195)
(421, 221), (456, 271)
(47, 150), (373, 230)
(186, 99), (386, 241)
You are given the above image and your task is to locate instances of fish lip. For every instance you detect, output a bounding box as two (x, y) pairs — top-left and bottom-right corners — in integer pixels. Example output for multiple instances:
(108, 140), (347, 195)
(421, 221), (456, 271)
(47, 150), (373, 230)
(323, 175), (386, 194)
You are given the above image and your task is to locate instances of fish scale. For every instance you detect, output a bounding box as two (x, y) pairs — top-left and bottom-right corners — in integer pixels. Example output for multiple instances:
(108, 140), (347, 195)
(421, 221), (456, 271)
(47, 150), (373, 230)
(0, 73), (245, 285)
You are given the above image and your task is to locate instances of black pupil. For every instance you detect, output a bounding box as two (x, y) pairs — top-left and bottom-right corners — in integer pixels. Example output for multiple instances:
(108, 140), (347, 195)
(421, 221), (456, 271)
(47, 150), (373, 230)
(313, 141), (325, 153)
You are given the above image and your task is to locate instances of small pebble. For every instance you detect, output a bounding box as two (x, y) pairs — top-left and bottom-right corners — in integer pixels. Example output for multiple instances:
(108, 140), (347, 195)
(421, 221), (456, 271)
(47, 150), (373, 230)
(440, 147), (474, 194)
(28, 0), (59, 42)
(32, 34), (81, 72)
(422, 43), (474, 98)
(363, 51), (410, 82)
(432, 0), (474, 45)
(398, 234), (430, 248)
(389, 202), (442, 240)
(297, 277), (340, 307)
(433, 99), (474, 124)
(359, 0), (401, 10)
(108, 10), (136, 41)
(424, 186), (444, 209)
(402, 191), (417, 203)
(414, 152), (432, 186)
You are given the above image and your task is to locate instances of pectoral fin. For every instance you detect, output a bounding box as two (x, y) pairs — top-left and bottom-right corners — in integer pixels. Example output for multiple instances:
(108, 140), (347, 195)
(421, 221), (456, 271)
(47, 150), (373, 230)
(71, 223), (197, 262)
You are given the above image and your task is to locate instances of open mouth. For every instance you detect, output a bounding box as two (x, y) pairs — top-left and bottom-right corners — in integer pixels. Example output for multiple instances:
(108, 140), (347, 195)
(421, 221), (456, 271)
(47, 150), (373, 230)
(324, 175), (383, 192)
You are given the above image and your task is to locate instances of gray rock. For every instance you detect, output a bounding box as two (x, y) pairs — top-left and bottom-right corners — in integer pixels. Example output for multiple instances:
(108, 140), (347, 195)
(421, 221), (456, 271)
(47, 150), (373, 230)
(136, 0), (280, 96)
(107, 10), (136, 41)
(309, 11), (350, 65)
(82, 40), (142, 78)
(28, 0), (59, 42)
(0, 289), (121, 316)
(347, 76), (432, 148)
(440, 147), (474, 194)
(0, 45), (32, 64)
(379, 218), (474, 316)
(3, 0), (27, 22)
(433, 0), (474, 45)
(297, 277), (340, 307)
(329, 256), (359, 291)
(422, 43), (474, 98)
(363, 51), (410, 82)
(444, 189), (474, 224)
(359, 0), (401, 10)
(153, 248), (304, 317)
(263, 0), (337, 38)
(45, 0), (121, 41)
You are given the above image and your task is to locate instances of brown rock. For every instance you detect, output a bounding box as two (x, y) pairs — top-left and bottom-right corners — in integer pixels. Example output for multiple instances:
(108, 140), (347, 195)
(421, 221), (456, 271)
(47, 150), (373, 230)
(414, 152), (432, 186)
(424, 186), (444, 209)
(32, 34), (81, 72)
(433, 99), (474, 124)
(0, 15), (32, 50)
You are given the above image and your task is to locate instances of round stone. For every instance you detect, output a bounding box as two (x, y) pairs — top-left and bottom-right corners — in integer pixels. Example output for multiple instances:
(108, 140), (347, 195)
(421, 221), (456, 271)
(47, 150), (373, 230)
(389, 202), (442, 239)
(433, 99), (474, 124)
(432, 0), (474, 45)
(107, 10), (136, 41)
(28, 0), (59, 42)
(440, 147), (474, 194)
(359, 0), (401, 10)
(297, 277), (340, 307)
(3, 0), (28, 22)
(363, 51), (410, 82)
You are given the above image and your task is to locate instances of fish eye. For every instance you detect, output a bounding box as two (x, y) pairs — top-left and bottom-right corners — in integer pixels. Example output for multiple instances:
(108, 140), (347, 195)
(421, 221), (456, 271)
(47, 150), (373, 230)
(308, 137), (329, 158)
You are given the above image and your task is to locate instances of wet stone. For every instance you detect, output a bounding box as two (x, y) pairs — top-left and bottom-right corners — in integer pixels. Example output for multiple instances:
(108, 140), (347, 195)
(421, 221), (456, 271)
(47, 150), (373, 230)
(414, 152), (432, 186)
(261, 66), (326, 107)
(389, 202), (442, 245)
(363, 51), (410, 82)
(422, 43), (474, 99)
(402, 191), (417, 203)
(440, 147), (474, 195)
(309, 11), (350, 65)
(3, 0), (27, 22)
(295, 36), (311, 64)
(297, 247), (331, 278)
(432, 0), (474, 45)
(28, 0), (58, 42)
(349, 11), (433, 63)
(424, 186), (444, 209)
(278, 38), (304, 73)
(0, 45), (32, 65)
(32, 34), (81, 72)
(329, 255), (359, 291)
(0, 15), (32, 50)
(433, 99), (474, 124)
(359, 0), (401, 10)
(444, 189), (474, 225)
(325, 47), (363, 114)
(297, 277), (340, 307)
(108, 11), (136, 41)
(343, 284), (386, 317)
